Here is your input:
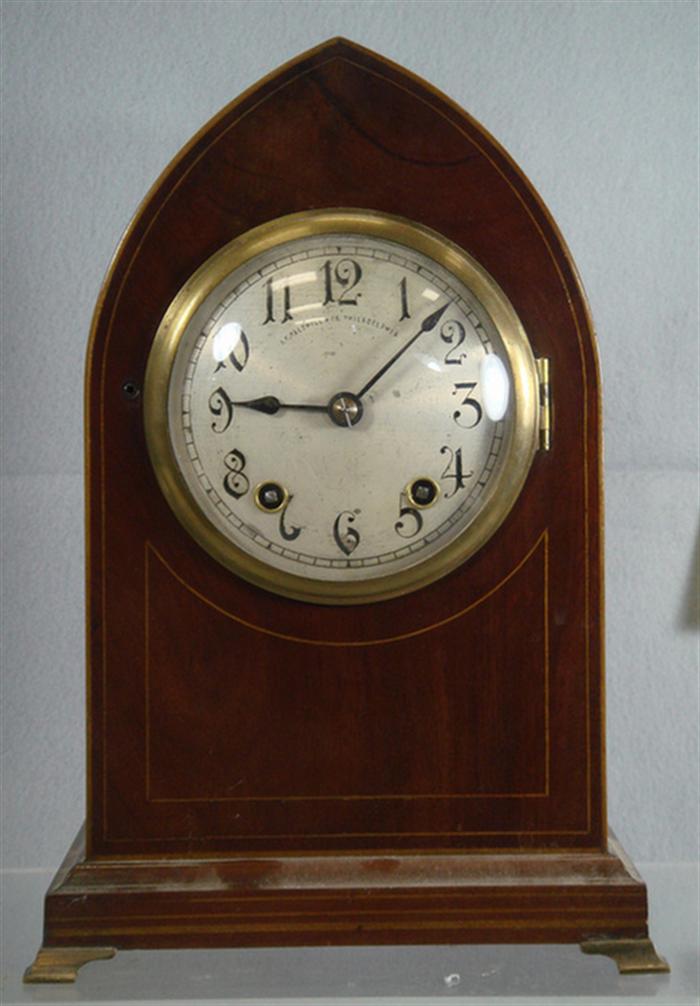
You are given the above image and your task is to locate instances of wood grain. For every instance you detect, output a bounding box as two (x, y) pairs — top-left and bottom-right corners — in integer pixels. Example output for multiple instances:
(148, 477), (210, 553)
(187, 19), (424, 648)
(85, 37), (602, 858)
(41, 828), (649, 950)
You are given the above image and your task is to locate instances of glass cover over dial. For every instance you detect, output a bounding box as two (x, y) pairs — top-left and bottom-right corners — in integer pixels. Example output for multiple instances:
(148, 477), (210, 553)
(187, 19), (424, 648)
(145, 210), (540, 604)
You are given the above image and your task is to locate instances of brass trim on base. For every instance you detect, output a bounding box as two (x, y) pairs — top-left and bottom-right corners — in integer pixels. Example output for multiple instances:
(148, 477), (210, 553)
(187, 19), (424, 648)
(23, 946), (116, 984)
(580, 937), (670, 974)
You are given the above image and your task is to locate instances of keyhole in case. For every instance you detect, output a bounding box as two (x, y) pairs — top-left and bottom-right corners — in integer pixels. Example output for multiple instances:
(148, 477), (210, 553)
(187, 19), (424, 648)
(122, 379), (141, 400)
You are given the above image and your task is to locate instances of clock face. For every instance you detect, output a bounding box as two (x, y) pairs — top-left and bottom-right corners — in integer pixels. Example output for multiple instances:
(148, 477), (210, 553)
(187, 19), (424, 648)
(145, 210), (540, 603)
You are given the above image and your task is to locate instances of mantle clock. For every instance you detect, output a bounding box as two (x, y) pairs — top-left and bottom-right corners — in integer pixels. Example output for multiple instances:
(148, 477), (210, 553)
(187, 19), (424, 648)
(26, 38), (668, 983)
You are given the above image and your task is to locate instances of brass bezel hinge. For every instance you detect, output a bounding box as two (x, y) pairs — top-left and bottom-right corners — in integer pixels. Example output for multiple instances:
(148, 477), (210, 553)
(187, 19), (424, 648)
(536, 357), (552, 451)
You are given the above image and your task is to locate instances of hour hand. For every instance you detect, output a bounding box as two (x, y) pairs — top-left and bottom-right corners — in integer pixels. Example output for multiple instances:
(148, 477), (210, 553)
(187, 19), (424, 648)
(233, 395), (327, 415)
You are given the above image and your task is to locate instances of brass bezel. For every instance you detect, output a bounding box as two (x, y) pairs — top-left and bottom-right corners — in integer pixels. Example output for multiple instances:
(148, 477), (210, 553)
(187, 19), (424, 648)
(144, 209), (540, 605)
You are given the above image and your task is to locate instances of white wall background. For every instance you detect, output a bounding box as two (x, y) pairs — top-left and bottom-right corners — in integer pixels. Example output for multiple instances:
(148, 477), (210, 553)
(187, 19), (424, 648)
(1, 0), (698, 872)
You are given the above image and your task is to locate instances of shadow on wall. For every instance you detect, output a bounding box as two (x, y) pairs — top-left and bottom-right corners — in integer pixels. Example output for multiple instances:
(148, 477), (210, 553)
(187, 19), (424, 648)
(679, 516), (700, 631)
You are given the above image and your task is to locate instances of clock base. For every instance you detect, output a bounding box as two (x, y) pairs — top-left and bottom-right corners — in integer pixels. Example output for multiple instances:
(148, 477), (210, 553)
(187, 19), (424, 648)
(26, 825), (668, 982)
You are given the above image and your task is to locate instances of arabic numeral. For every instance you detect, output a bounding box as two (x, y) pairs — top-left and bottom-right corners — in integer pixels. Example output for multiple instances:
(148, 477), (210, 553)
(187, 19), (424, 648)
(333, 510), (360, 555)
(208, 387), (235, 433)
(440, 445), (473, 498)
(214, 328), (250, 373)
(398, 276), (411, 320)
(441, 319), (468, 365)
(322, 258), (362, 306)
(223, 448), (250, 499)
(279, 494), (303, 541)
(394, 492), (423, 539)
(452, 382), (483, 428)
(263, 277), (292, 324)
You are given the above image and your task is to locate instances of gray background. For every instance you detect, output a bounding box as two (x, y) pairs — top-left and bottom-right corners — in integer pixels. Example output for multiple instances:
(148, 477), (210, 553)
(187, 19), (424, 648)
(1, 0), (698, 879)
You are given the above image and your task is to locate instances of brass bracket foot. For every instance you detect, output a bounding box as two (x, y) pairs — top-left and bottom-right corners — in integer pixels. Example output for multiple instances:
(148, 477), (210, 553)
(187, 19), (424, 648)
(580, 937), (670, 974)
(24, 946), (116, 983)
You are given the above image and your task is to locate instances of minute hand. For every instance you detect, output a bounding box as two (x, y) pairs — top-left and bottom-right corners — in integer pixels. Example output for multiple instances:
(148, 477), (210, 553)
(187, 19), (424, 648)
(357, 301), (451, 400)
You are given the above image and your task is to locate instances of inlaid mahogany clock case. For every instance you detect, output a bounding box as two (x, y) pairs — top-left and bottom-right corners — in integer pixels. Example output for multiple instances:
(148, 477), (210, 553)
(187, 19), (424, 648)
(26, 38), (667, 980)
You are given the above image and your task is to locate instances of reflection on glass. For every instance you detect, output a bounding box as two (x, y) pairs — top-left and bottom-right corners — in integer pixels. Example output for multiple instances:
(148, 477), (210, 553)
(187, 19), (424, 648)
(415, 351), (442, 374)
(212, 321), (242, 362)
(481, 353), (510, 421)
(289, 302), (324, 316)
(271, 270), (316, 290)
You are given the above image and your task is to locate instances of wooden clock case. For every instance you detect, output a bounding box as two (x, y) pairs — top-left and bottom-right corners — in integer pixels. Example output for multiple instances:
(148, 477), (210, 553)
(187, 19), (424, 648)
(26, 38), (667, 982)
